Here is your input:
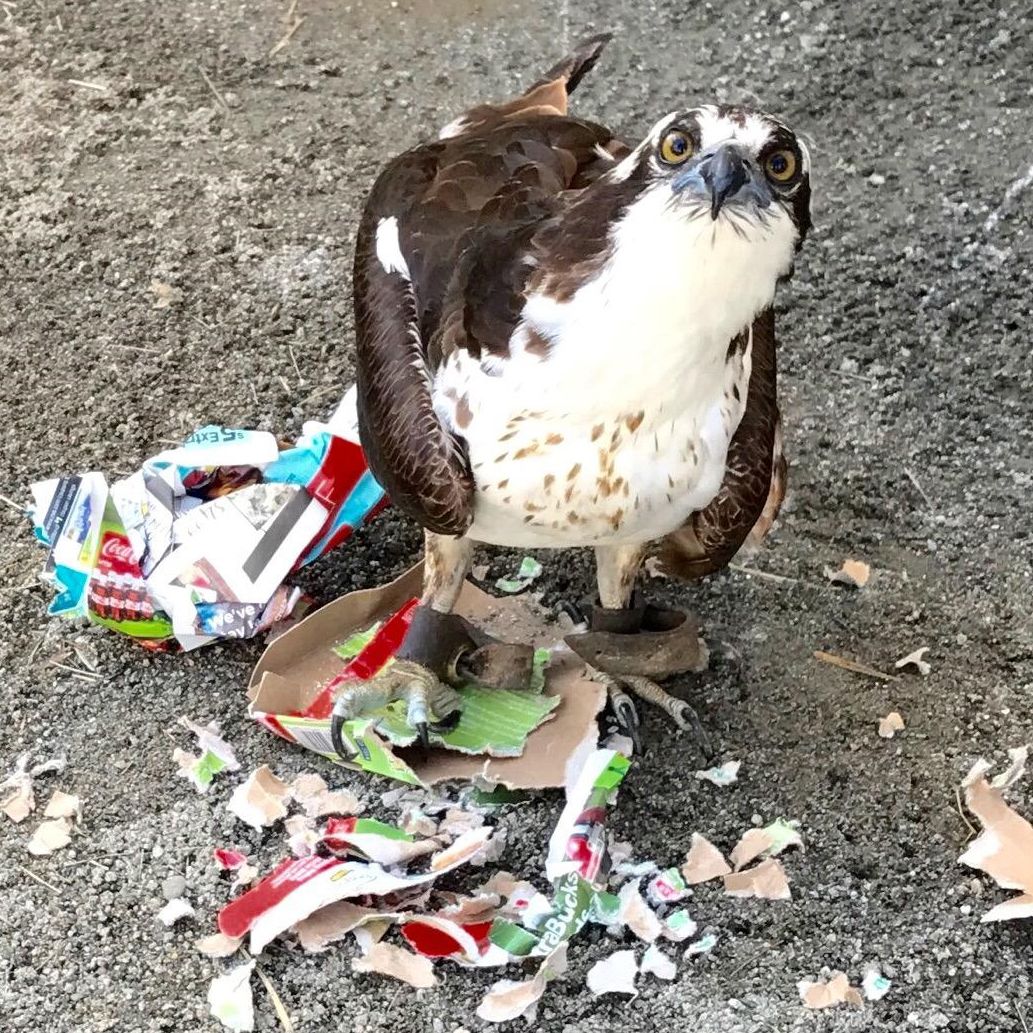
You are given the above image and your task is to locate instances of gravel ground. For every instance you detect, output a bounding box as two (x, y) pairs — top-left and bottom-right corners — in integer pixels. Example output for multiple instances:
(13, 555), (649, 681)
(2, 1), (1032, 1031)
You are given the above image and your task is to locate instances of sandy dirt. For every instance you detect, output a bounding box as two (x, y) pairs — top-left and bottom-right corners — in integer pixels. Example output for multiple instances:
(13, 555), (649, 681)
(2, 0), (1032, 1030)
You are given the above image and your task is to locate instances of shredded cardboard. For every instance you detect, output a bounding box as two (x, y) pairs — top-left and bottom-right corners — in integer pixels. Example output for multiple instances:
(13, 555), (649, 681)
(214, 848), (249, 871)
(196, 932), (244, 958)
(2, 753), (65, 824)
(878, 711), (906, 739)
(641, 944), (677, 981)
(646, 867), (689, 906)
(351, 941), (437, 988)
(586, 949), (639, 997)
(894, 646), (931, 675)
(824, 558), (870, 588)
(862, 966), (892, 1001)
(158, 898), (196, 926)
(685, 932), (718, 956)
(289, 772), (362, 818)
(681, 833), (731, 884)
(248, 564), (605, 789)
(208, 960), (256, 1032)
(228, 767), (290, 829)
(27, 816), (73, 856)
(42, 790), (82, 821)
(616, 879), (663, 943)
(798, 971), (864, 1009)
(294, 901), (385, 953)
(959, 751), (1033, 921)
(175, 717), (240, 792)
(723, 857), (791, 900)
(219, 827), (492, 952)
(730, 819), (804, 871)
(661, 909), (698, 943)
(477, 946), (567, 1023)
(694, 760), (740, 787)
(495, 556), (543, 594)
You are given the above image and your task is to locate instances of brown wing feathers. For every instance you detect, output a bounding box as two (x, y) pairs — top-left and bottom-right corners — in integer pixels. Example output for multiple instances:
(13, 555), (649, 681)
(354, 37), (614, 535)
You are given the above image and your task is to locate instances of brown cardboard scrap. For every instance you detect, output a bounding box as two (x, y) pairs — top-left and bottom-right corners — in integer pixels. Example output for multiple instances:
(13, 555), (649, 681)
(798, 971), (864, 1009)
(476, 944), (567, 1023)
(729, 820), (803, 871)
(586, 949), (639, 997)
(878, 711), (905, 739)
(293, 901), (386, 953)
(641, 944), (677, 981)
(289, 773), (362, 818)
(723, 857), (791, 900)
(894, 647), (931, 675)
(248, 563), (606, 789)
(43, 790), (82, 821)
(681, 833), (731, 885)
(228, 767), (290, 829)
(196, 932), (245, 958)
(27, 817), (73, 856)
(351, 941), (437, 988)
(959, 752), (1033, 921)
(158, 898), (196, 926)
(617, 879), (663, 943)
(824, 559), (870, 588)
(730, 828), (771, 871)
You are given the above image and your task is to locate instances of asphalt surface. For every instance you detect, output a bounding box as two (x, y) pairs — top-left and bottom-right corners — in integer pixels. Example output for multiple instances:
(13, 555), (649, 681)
(2, 0), (1033, 1031)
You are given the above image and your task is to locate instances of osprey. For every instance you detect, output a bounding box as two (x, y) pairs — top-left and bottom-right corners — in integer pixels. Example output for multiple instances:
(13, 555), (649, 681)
(335, 35), (812, 755)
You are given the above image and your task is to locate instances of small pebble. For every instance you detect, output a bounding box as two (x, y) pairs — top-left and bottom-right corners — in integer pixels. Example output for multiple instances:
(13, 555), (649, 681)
(162, 874), (187, 900)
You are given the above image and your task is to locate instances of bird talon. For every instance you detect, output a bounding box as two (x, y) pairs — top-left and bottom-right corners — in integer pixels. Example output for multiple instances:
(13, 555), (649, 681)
(415, 721), (431, 750)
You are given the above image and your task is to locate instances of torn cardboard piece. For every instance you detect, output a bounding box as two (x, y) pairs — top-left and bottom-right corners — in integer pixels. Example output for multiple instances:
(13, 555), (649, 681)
(681, 833), (731, 885)
(248, 563), (606, 788)
(208, 960), (256, 1032)
(586, 949), (639, 997)
(228, 767), (290, 829)
(824, 559), (870, 588)
(798, 971), (864, 1009)
(27, 816), (73, 856)
(28, 386), (384, 651)
(729, 819), (803, 871)
(723, 858), (791, 900)
(196, 932), (244, 958)
(641, 944), (677, 981)
(694, 760), (740, 787)
(2, 752), (65, 824)
(352, 941), (437, 988)
(895, 646), (931, 675)
(959, 750), (1033, 921)
(218, 827), (492, 952)
(477, 945), (567, 1023)
(878, 711), (906, 739)
(294, 901), (386, 953)
(43, 790), (82, 821)
(495, 556), (543, 595)
(174, 717), (240, 792)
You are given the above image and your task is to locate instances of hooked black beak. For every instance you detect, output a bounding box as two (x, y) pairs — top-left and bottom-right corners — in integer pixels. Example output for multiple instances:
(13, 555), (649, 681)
(702, 144), (748, 220)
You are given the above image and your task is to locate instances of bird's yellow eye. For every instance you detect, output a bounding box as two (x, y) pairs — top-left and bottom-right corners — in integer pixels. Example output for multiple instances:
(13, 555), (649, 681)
(765, 149), (798, 183)
(659, 129), (694, 165)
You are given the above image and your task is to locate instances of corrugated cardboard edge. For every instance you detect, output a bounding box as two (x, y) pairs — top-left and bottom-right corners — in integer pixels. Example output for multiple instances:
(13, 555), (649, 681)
(248, 561), (604, 789)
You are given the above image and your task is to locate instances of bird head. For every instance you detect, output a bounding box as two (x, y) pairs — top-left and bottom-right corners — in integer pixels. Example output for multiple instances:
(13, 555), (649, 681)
(612, 105), (812, 252)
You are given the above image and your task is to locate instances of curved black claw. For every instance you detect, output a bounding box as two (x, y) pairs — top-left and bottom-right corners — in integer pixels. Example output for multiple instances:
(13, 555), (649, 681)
(330, 707), (358, 762)
(415, 721), (431, 751)
(673, 700), (715, 764)
(611, 698), (636, 756)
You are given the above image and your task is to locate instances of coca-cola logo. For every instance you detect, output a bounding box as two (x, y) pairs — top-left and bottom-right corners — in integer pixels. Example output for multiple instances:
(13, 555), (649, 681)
(101, 536), (134, 564)
(98, 532), (141, 576)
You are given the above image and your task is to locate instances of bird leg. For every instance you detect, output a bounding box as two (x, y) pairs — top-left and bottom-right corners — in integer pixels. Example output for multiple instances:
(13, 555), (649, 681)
(331, 532), (535, 757)
(565, 543), (712, 757)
